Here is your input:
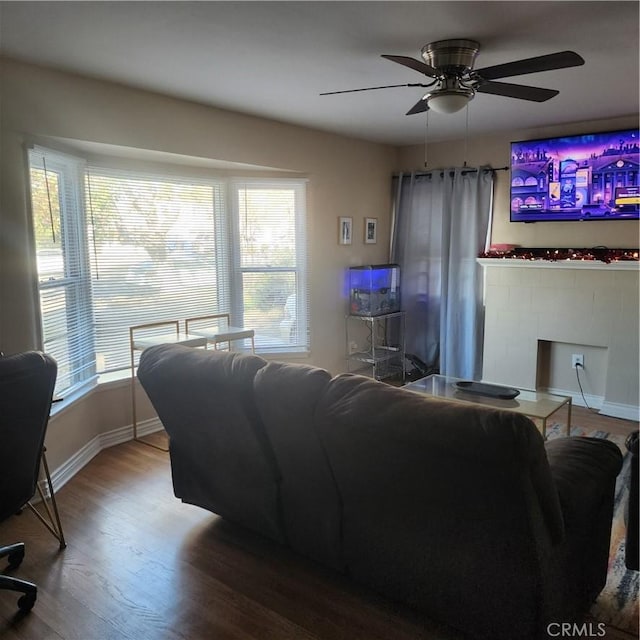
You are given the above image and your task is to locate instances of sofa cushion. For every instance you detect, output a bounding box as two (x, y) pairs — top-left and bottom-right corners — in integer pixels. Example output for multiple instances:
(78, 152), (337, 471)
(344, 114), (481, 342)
(544, 436), (623, 608)
(138, 344), (285, 543)
(314, 373), (562, 640)
(545, 436), (622, 526)
(254, 361), (343, 570)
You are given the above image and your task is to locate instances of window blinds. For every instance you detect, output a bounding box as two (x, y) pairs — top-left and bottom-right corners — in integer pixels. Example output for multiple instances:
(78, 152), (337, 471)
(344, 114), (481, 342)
(232, 180), (308, 352)
(29, 146), (309, 397)
(29, 147), (95, 395)
(85, 168), (228, 372)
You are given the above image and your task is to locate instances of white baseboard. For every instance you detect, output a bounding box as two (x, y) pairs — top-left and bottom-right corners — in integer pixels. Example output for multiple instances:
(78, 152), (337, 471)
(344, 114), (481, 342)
(542, 387), (639, 423)
(599, 401), (640, 422)
(45, 417), (164, 494)
(542, 387), (603, 411)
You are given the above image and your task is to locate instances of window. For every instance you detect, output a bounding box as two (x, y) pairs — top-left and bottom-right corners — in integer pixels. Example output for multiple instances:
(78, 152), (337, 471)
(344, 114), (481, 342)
(85, 168), (228, 373)
(29, 150), (94, 394)
(28, 146), (308, 396)
(231, 181), (307, 349)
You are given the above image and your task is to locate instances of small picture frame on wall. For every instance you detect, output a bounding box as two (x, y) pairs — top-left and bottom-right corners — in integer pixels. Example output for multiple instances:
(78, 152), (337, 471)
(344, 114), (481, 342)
(338, 216), (353, 245)
(364, 217), (377, 244)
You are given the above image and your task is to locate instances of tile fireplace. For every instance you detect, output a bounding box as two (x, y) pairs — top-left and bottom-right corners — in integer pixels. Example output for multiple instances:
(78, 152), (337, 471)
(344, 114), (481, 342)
(478, 259), (639, 421)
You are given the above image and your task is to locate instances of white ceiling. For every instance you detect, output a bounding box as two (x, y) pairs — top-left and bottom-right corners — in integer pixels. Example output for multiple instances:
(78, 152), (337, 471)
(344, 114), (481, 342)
(0, 1), (638, 146)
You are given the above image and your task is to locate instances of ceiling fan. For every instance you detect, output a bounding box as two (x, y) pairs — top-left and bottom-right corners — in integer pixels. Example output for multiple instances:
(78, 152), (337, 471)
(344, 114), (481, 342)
(321, 39), (585, 115)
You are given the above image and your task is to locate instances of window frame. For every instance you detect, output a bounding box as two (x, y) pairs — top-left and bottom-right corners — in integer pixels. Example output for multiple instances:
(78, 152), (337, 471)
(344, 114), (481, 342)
(229, 178), (309, 353)
(28, 146), (310, 397)
(28, 147), (96, 395)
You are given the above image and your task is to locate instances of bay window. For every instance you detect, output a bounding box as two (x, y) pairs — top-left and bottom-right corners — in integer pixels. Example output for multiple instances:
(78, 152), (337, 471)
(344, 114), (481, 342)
(28, 146), (309, 396)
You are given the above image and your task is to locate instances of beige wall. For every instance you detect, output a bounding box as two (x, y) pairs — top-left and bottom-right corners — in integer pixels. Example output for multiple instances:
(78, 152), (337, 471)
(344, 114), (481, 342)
(397, 114), (640, 248)
(2, 56), (638, 476)
(0, 58), (397, 472)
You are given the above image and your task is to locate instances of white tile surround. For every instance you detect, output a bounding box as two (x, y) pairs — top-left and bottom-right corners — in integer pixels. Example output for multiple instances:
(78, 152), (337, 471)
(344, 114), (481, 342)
(479, 259), (639, 421)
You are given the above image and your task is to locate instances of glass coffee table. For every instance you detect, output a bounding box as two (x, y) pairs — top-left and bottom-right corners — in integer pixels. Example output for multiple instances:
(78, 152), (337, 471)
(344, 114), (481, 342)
(403, 374), (572, 439)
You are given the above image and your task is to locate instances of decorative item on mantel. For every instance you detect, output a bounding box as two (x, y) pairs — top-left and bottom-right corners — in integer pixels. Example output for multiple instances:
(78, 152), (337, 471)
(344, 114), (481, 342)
(479, 246), (639, 263)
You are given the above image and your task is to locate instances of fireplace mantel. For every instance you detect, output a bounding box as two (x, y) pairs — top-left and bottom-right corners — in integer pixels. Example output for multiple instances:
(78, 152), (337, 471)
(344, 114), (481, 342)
(477, 258), (638, 271)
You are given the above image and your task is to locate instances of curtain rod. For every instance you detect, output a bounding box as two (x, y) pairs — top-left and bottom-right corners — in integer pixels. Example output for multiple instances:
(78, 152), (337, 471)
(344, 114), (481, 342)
(393, 166), (509, 178)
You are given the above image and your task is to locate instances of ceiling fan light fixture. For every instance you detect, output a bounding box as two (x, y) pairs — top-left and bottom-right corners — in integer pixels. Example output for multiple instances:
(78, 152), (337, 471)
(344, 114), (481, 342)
(427, 89), (474, 114)
(324, 39), (584, 117)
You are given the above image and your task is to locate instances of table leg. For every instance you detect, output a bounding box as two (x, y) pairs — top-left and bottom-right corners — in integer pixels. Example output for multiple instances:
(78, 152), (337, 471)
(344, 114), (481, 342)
(130, 338), (137, 440)
(541, 418), (547, 440)
(566, 398), (572, 437)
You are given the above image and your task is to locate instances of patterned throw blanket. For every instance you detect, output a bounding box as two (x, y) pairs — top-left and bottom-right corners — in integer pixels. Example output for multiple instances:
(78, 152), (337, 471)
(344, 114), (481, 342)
(547, 425), (639, 635)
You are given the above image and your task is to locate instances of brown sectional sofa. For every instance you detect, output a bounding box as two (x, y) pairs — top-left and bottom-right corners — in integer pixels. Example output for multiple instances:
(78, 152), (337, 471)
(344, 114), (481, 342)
(137, 344), (622, 640)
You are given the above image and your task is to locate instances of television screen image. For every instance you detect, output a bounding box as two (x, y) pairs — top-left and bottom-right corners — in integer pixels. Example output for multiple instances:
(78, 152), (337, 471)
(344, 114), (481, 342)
(510, 128), (640, 222)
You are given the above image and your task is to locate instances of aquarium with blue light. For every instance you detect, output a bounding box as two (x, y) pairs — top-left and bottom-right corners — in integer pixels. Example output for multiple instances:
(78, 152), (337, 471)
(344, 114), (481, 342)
(349, 264), (401, 316)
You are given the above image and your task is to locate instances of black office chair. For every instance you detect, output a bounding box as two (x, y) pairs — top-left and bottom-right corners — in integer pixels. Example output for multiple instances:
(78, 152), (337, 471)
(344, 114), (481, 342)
(0, 351), (58, 612)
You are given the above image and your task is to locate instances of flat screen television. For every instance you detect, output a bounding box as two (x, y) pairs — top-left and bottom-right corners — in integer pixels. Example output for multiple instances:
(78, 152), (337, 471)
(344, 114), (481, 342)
(510, 128), (640, 222)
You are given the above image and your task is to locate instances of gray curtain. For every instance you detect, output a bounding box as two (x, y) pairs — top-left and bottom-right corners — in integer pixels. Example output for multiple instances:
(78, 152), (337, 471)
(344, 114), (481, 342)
(391, 167), (494, 379)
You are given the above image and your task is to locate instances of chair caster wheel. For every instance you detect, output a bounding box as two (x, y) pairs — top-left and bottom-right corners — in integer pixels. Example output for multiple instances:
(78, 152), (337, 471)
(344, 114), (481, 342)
(17, 593), (36, 612)
(7, 549), (24, 570)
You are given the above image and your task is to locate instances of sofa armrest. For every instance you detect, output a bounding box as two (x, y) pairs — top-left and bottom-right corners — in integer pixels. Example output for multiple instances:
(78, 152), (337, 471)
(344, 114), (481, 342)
(544, 436), (622, 527)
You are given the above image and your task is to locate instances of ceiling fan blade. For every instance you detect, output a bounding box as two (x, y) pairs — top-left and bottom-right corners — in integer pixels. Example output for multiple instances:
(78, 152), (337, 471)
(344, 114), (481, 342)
(381, 54), (438, 78)
(406, 98), (429, 116)
(320, 83), (429, 96)
(477, 81), (559, 102)
(474, 51), (584, 81)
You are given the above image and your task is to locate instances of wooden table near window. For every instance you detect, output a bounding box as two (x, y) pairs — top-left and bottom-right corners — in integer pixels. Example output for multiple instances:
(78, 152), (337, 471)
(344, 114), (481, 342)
(129, 321), (207, 451)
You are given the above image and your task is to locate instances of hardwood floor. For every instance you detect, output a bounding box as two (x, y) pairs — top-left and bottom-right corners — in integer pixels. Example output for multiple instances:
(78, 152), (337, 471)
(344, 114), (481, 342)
(0, 408), (636, 640)
(565, 405), (638, 439)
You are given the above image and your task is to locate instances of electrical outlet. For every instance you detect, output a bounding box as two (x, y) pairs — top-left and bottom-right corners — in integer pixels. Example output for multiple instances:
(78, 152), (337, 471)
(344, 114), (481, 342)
(571, 353), (584, 369)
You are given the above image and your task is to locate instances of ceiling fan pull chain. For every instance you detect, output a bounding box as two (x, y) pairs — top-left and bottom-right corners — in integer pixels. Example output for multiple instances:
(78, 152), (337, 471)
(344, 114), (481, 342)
(463, 103), (469, 168)
(424, 110), (430, 169)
